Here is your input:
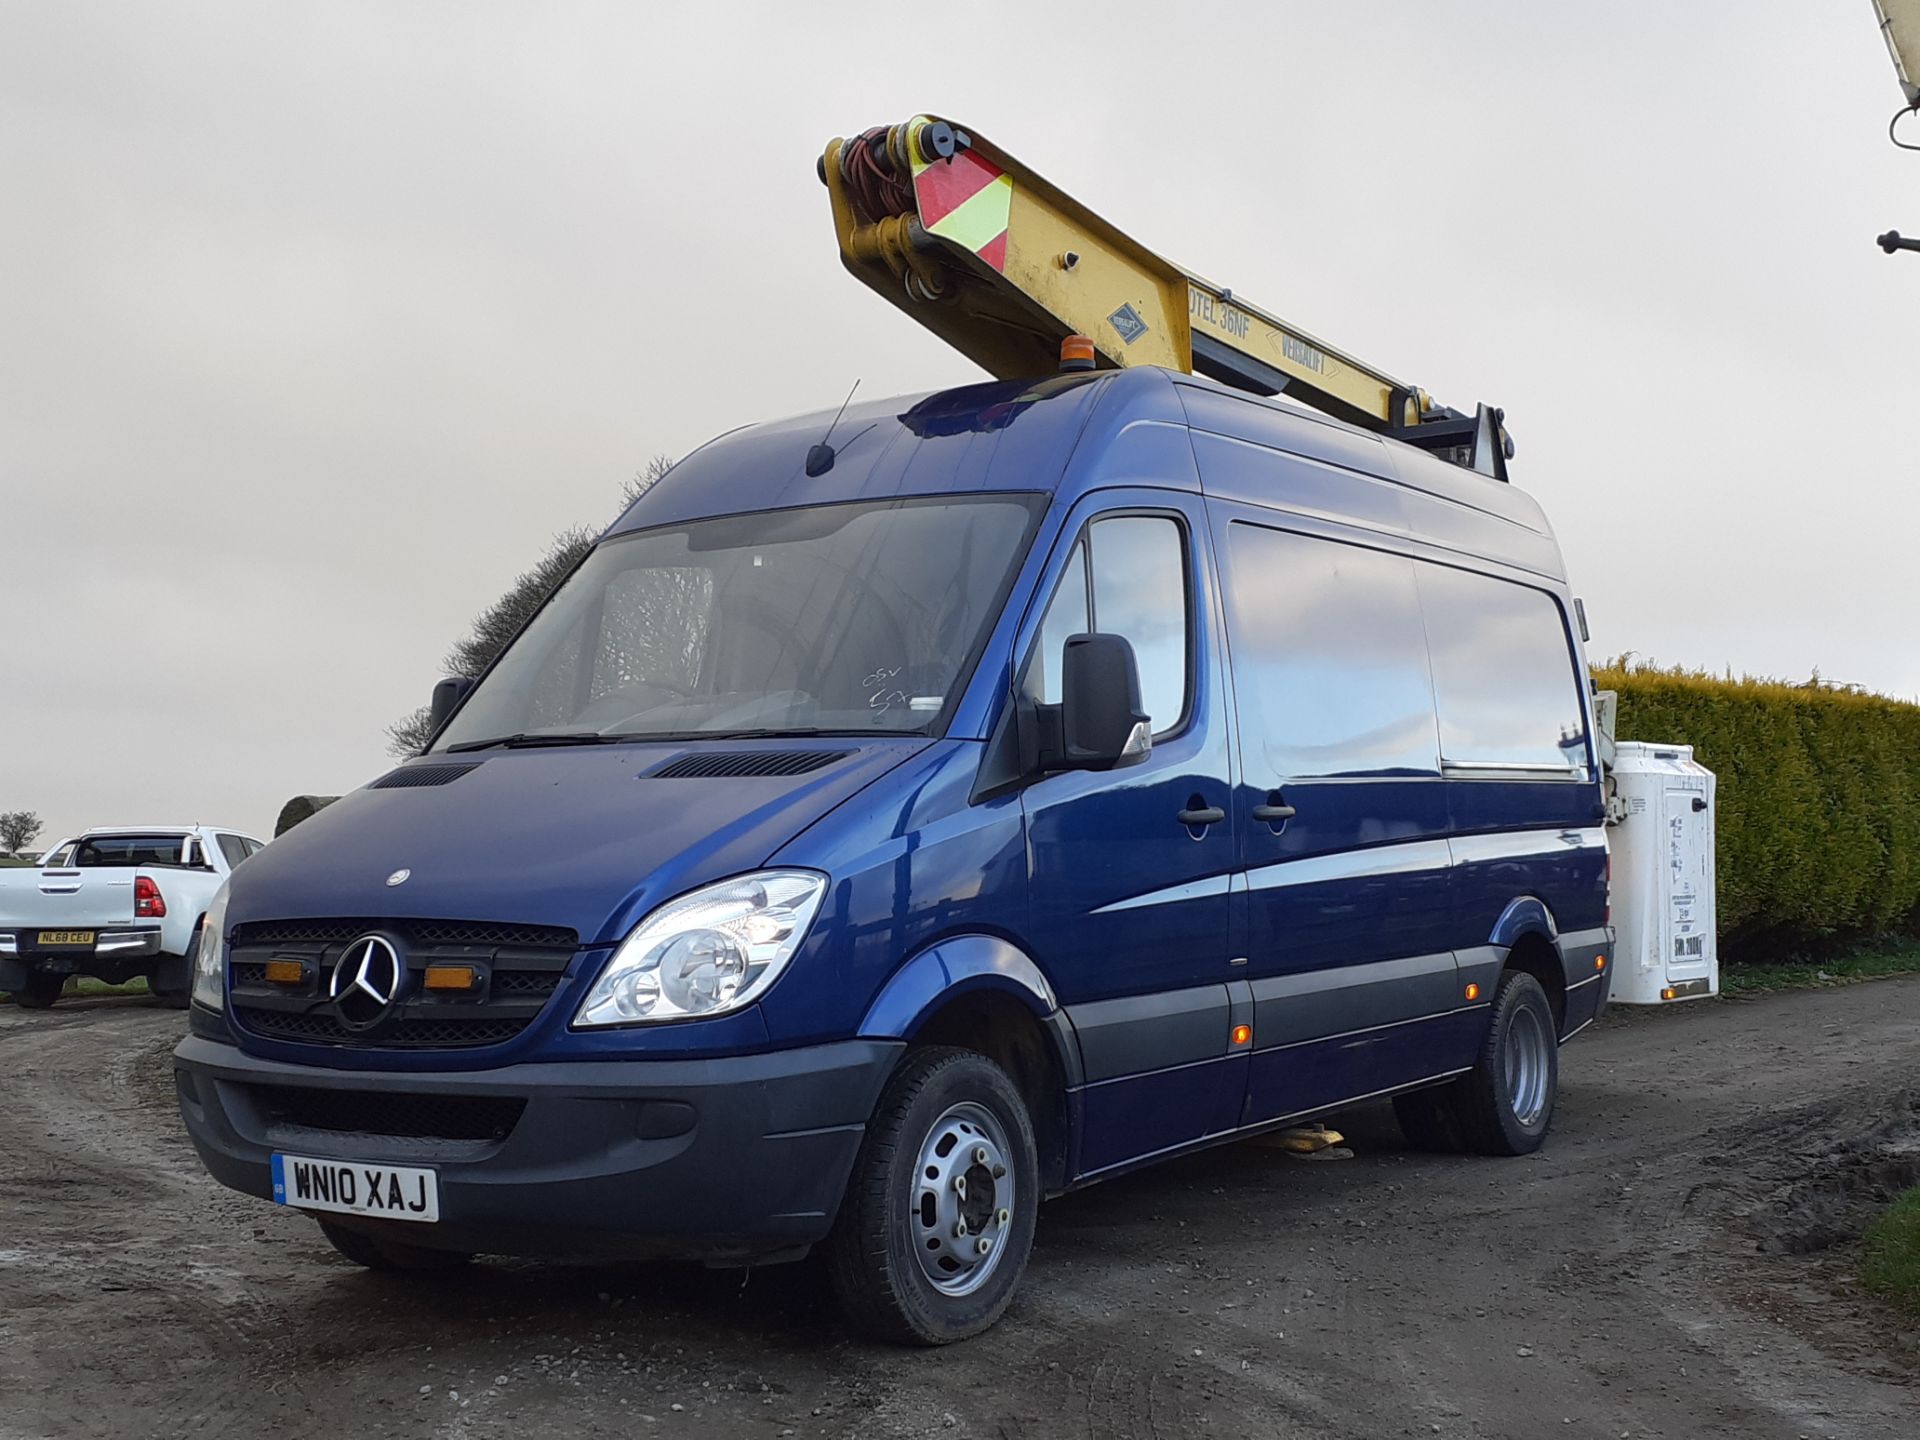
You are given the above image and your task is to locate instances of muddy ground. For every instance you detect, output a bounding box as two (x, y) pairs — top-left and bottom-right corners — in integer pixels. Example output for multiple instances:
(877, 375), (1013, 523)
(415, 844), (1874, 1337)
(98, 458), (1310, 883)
(1, 981), (1915, 1440)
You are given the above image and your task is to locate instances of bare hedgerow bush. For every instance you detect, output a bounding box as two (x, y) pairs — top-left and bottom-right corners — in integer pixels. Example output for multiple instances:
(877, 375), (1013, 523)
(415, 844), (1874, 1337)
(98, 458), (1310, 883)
(385, 456), (675, 757)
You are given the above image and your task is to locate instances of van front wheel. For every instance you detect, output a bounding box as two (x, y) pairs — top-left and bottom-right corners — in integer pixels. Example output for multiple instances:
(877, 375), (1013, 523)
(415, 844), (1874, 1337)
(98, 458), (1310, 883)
(826, 1046), (1039, 1345)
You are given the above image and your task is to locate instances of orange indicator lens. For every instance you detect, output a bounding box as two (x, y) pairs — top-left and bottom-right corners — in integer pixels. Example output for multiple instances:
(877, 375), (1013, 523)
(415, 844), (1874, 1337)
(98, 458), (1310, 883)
(1594, 955), (1606, 971)
(1661, 986), (1678, 1001)
(424, 964), (479, 991)
(1464, 982), (1480, 1001)
(1059, 334), (1096, 371)
(1230, 1024), (1252, 1046)
(264, 959), (304, 985)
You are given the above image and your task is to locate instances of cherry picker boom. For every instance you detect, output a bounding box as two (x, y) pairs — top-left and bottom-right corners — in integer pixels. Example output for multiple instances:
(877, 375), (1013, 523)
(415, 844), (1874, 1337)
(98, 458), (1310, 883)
(820, 115), (1515, 479)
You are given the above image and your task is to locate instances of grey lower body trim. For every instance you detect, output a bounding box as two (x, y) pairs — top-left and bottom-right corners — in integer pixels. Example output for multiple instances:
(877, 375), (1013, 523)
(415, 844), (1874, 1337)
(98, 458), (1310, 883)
(1254, 1001), (1490, 1056)
(1250, 950), (1458, 1050)
(1557, 926), (1612, 1009)
(1066, 983), (1231, 1084)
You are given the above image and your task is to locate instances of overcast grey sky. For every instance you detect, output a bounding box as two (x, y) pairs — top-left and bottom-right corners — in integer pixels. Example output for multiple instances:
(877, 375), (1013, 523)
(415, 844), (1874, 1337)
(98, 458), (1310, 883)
(1, 2), (1913, 845)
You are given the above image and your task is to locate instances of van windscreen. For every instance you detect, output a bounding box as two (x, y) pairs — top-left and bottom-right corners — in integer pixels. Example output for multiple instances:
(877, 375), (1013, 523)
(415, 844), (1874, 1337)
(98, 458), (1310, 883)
(435, 494), (1043, 749)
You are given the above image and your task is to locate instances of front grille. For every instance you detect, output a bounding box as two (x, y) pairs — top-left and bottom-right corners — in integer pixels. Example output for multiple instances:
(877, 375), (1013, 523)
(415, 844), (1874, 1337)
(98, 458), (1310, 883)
(234, 918), (576, 948)
(228, 916), (579, 1052)
(256, 1086), (525, 1143)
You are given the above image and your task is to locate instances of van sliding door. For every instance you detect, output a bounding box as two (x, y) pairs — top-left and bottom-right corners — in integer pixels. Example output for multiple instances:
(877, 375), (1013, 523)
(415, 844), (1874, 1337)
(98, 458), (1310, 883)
(1210, 507), (1468, 1122)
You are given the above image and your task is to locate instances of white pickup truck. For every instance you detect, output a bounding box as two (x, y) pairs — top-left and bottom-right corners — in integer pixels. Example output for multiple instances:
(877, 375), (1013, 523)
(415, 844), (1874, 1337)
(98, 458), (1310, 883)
(0, 826), (266, 1009)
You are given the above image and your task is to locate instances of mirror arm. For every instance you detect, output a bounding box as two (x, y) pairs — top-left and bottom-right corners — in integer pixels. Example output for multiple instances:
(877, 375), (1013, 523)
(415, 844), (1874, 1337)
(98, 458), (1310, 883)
(1029, 701), (1067, 774)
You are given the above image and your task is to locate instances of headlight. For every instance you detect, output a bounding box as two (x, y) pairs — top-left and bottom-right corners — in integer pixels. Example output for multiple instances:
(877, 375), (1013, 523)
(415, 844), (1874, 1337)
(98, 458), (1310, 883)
(191, 882), (231, 1011)
(574, 870), (827, 1028)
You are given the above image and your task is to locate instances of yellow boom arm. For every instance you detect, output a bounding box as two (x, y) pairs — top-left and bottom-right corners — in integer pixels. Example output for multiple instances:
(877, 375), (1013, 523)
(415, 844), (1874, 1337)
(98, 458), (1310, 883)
(821, 115), (1512, 478)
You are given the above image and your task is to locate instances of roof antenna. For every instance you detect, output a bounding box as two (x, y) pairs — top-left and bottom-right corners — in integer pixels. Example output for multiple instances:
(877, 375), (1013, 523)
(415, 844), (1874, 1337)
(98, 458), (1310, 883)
(806, 378), (861, 477)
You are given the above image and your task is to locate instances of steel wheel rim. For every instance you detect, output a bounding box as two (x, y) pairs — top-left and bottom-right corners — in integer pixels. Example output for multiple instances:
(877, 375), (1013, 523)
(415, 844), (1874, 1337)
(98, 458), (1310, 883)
(1503, 1003), (1551, 1129)
(909, 1101), (1016, 1296)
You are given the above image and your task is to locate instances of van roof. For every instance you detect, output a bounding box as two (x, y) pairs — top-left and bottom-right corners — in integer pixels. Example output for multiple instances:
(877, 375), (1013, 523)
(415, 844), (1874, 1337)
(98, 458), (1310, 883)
(611, 367), (1562, 580)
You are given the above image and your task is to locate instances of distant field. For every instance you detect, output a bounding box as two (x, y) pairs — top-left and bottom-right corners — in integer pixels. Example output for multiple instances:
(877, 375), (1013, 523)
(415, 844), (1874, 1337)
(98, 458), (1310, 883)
(0, 857), (35, 867)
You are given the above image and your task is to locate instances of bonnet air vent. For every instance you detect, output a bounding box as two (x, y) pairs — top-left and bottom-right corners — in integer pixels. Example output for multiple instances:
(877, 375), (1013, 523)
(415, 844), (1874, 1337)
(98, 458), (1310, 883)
(647, 751), (851, 780)
(369, 762), (483, 790)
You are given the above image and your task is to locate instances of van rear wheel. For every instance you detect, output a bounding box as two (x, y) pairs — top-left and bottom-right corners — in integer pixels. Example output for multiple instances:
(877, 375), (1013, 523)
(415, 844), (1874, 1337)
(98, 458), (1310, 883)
(1455, 969), (1558, 1156)
(825, 1046), (1039, 1345)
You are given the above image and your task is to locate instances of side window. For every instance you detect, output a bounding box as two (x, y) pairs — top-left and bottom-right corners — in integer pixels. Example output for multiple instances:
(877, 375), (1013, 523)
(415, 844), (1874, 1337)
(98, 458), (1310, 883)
(1416, 564), (1588, 773)
(1222, 524), (1440, 779)
(1031, 541), (1087, 705)
(1026, 515), (1190, 735)
(44, 844), (75, 867)
(215, 834), (250, 870)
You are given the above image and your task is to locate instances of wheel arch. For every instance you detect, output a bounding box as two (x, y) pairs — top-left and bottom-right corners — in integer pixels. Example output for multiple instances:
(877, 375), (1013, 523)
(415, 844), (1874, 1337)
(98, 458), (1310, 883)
(1501, 931), (1567, 1034)
(858, 935), (1079, 1193)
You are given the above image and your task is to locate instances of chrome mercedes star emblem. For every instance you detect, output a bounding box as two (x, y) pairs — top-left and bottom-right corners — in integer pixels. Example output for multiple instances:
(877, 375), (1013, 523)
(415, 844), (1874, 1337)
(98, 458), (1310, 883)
(330, 934), (403, 1021)
(385, 868), (410, 887)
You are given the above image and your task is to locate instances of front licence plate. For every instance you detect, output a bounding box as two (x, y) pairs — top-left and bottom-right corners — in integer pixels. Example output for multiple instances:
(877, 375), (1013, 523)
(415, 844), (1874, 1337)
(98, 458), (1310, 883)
(271, 1153), (439, 1223)
(37, 930), (95, 946)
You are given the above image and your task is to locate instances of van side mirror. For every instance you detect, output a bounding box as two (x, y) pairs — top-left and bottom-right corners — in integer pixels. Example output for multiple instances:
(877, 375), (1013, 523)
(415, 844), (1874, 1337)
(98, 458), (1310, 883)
(1037, 633), (1152, 773)
(429, 676), (475, 733)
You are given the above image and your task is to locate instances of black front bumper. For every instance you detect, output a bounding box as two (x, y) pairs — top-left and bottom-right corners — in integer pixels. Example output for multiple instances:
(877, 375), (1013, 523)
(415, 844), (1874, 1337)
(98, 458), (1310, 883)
(174, 1032), (903, 1263)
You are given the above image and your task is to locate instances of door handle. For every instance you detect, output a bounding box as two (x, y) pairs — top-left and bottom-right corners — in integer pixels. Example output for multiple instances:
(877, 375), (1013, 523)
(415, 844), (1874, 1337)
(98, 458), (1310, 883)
(1251, 803), (1296, 823)
(1176, 805), (1226, 828)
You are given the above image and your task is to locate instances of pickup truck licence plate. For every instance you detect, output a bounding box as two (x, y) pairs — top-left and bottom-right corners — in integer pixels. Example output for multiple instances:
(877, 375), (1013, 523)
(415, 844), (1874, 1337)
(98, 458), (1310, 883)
(271, 1153), (439, 1223)
(37, 930), (95, 946)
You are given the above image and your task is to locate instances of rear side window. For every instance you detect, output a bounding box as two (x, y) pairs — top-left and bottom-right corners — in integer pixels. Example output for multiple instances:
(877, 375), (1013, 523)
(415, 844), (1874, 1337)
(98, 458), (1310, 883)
(215, 834), (251, 869)
(1026, 514), (1190, 736)
(1417, 564), (1588, 774)
(1223, 524), (1440, 779)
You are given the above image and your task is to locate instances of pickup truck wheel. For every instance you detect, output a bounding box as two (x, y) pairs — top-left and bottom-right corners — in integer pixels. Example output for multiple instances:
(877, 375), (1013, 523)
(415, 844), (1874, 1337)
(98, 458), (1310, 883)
(825, 1046), (1039, 1345)
(148, 928), (197, 1009)
(317, 1219), (472, 1272)
(10, 973), (64, 1009)
(1454, 969), (1559, 1157)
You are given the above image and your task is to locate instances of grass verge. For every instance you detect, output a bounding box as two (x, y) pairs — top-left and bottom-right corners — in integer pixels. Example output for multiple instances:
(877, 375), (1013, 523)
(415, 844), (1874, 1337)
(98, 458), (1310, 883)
(1722, 937), (1920, 996)
(1861, 1187), (1920, 1315)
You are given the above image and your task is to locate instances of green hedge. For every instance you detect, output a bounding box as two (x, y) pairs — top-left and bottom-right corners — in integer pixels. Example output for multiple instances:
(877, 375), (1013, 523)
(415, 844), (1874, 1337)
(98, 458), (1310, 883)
(1597, 663), (1920, 957)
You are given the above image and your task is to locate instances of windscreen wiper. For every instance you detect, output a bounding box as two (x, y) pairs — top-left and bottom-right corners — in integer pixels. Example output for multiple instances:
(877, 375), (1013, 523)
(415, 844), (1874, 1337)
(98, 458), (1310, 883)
(444, 732), (628, 753)
(607, 727), (899, 742)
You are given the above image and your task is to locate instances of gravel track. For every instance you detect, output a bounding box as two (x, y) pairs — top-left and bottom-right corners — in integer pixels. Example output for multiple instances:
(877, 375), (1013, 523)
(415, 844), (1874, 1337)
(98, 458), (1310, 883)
(1, 982), (1915, 1439)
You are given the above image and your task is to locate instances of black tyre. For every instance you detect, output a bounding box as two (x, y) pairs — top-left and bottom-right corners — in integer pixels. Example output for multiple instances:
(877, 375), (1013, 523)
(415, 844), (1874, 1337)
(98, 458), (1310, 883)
(148, 928), (197, 1010)
(826, 1046), (1039, 1345)
(1453, 970), (1559, 1156)
(317, 1218), (472, 1272)
(10, 972), (64, 1009)
(1392, 1084), (1465, 1152)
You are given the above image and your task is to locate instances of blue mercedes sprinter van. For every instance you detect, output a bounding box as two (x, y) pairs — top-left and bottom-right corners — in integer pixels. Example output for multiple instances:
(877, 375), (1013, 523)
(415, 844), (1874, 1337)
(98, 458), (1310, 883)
(175, 366), (1611, 1343)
